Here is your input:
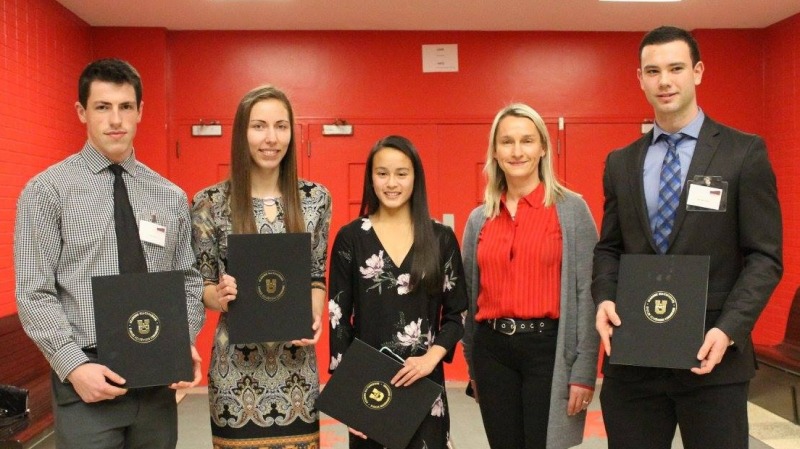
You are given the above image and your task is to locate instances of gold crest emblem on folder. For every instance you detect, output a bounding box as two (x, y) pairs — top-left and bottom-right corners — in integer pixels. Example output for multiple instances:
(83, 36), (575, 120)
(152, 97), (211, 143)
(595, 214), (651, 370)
(362, 381), (392, 410)
(257, 270), (287, 302)
(127, 310), (161, 343)
(137, 319), (150, 334)
(643, 291), (678, 324)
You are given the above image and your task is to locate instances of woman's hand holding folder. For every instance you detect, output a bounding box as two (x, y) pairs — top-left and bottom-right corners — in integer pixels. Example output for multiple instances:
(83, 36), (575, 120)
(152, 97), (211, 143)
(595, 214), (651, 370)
(391, 345), (447, 387)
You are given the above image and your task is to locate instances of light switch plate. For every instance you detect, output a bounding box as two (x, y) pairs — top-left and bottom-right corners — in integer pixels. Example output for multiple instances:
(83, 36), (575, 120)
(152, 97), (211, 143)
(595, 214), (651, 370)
(442, 213), (455, 229)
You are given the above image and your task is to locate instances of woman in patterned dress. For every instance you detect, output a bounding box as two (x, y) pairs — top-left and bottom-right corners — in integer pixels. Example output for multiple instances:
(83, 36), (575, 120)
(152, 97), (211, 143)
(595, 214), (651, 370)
(328, 135), (468, 449)
(191, 85), (331, 449)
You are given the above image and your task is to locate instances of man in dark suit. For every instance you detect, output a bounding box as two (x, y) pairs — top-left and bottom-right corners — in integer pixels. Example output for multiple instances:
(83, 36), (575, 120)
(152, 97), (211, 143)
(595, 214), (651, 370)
(592, 26), (782, 449)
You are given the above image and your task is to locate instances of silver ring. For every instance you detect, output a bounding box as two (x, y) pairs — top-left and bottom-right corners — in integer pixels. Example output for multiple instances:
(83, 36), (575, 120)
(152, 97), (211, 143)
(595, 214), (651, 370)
(582, 400), (589, 404)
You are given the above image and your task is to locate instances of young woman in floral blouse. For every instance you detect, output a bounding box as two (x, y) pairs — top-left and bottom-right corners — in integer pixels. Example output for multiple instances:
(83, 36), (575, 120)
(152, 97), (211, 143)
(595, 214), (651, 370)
(328, 135), (468, 449)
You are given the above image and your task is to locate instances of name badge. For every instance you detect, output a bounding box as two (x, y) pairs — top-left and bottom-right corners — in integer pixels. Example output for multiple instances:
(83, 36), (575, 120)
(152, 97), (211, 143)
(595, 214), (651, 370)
(686, 176), (727, 212)
(139, 220), (166, 247)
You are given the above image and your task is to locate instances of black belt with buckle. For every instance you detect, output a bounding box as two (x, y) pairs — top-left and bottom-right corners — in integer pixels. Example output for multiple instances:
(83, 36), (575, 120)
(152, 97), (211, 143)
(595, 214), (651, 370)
(485, 317), (558, 335)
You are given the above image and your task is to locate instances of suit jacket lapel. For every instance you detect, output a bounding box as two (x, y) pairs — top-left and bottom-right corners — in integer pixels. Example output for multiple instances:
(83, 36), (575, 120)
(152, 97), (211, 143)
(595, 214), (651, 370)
(627, 130), (658, 251)
(668, 118), (722, 246)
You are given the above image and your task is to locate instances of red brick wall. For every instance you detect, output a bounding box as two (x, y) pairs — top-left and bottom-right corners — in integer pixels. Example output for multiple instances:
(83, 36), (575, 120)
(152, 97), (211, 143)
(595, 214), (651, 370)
(0, 0), (91, 316)
(754, 13), (800, 345)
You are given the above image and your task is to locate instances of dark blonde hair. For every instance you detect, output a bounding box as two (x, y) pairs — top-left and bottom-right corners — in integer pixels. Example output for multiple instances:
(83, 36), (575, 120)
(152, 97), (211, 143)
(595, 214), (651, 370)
(483, 103), (571, 218)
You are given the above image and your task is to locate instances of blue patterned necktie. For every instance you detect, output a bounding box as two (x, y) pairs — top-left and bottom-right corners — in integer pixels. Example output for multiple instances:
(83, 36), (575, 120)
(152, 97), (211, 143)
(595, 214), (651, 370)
(653, 133), (685, 254)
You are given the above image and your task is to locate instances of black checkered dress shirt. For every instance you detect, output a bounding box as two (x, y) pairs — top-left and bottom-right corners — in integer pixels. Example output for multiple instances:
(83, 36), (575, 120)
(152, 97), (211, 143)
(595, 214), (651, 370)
(14, 143), (204, 381)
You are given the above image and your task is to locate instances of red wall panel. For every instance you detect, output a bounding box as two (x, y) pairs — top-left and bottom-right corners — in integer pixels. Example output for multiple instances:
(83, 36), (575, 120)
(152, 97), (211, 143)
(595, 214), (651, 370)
(755, 13), (800, 345)
(692, 29), (766, 134)
(90, 27), (170, 175)
(166, 30), (655, 125)
(165, 29), (765, 126)
(0, 0), (91, 316)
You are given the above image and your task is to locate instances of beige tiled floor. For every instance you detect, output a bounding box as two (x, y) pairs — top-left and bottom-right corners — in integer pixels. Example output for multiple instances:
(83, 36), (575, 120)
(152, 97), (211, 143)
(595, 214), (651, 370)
(28, 382), (800, 449)
(174, 382), (798, 449)
(748, 402), (800, 449)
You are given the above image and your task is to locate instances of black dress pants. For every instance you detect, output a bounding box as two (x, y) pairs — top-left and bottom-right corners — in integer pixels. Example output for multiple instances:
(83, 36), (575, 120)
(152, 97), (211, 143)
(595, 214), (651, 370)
(600, 370), (749, 449)
(472, 322), (557, 449)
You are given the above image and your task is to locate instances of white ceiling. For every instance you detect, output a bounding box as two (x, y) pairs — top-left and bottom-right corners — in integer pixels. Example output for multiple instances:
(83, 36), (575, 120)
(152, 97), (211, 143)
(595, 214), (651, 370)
(55, 0), (800, 32)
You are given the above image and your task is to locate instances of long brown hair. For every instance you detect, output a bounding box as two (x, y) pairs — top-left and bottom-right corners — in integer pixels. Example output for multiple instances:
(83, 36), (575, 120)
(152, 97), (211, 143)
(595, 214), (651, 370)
(360, 135), (441, 295)
(229, 85), (303, 234)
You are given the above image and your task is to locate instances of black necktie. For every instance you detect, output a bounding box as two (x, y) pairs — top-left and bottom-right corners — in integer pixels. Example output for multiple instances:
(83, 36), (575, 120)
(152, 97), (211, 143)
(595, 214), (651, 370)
(109, 164), (148, 273)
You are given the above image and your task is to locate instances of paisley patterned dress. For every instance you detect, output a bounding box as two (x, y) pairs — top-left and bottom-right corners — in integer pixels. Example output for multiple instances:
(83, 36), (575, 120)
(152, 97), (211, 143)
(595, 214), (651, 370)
(328, 217), (468, 449)
(191, 180), (331, 449)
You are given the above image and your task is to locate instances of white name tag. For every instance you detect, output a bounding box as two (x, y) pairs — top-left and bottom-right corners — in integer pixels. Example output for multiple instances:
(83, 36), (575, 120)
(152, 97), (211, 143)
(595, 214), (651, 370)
(686, 184), (723, 211)
(139, 220), (166, 247)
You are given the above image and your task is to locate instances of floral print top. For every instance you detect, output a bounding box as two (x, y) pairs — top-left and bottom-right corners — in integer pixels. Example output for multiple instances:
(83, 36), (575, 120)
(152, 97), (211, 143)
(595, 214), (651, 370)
(328, 217), (468, 374)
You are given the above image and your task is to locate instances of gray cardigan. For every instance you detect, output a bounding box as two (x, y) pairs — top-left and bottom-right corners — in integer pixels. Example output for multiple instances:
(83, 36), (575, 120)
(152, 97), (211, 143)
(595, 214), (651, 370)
(461, 191), (600, 449)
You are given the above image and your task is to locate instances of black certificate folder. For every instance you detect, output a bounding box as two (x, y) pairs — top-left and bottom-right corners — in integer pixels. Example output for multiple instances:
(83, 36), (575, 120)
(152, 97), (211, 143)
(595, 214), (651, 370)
(610, 254), (710, 370)
(91, 271), (193, 388)
(317, 339), (443, 449)
(226, 233), (312, 344)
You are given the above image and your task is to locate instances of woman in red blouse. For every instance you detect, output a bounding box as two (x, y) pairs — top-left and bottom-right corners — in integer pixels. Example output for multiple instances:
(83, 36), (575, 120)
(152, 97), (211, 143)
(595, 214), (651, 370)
(461, 104), (600, 449)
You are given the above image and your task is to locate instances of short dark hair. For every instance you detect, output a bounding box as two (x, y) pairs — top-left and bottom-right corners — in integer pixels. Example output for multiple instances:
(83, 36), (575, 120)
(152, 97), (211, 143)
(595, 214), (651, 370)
(78, 58), (142, 108)
(639, 26), (701, 67)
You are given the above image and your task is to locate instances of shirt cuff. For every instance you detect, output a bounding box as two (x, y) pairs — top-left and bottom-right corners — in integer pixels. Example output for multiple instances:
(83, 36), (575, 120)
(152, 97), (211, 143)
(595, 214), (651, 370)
(51, 343), (91, 382)
(569, 383), (595, 391)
